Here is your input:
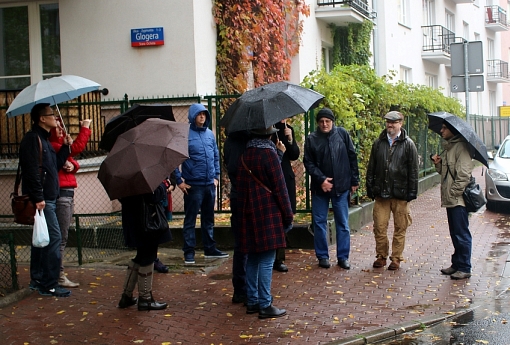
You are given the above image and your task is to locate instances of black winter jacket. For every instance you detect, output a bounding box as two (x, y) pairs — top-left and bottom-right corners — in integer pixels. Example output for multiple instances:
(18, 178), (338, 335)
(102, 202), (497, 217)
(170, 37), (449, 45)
(304, 126), (359, 196)
(19, 125), (70, 203)
(366, 128), (419, 201)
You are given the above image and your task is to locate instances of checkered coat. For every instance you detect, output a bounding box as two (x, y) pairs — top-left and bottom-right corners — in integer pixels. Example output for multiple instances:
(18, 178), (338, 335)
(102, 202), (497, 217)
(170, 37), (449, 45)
(236, 144), (294, 254)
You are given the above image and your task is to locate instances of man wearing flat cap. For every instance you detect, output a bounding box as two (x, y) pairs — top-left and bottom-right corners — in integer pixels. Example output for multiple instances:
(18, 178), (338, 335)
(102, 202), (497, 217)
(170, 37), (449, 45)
(366, 111), (418, 270)
(304, 108), (360, 270)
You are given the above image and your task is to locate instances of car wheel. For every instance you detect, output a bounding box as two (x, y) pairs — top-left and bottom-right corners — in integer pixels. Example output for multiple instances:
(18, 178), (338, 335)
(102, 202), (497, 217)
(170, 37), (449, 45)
(486, 199), (497, 212)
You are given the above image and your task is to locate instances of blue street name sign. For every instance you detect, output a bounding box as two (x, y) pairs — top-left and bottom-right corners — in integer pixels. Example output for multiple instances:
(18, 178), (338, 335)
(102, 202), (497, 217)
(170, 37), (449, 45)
(131, 27), (164, 47)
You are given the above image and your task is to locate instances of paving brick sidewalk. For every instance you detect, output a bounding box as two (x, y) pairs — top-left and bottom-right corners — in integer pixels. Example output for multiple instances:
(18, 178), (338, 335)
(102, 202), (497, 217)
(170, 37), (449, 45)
(2, 166), (509, 345)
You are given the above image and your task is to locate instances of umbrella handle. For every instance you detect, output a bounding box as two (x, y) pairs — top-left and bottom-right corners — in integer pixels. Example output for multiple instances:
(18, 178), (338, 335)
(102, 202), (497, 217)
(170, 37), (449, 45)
(55, 104), (67, 135)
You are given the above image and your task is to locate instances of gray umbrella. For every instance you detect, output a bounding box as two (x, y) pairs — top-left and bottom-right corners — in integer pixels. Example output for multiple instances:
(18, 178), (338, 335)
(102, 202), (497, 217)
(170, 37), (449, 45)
(427, 111), (489, 167)
(220, 81), (324, 133)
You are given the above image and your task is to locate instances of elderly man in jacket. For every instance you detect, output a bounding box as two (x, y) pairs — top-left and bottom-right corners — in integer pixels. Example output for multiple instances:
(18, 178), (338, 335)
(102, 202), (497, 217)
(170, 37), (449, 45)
(304, 108), (360, 269)
(431, 121), (474, 280)
(174, 103), (228, 264)
(366, 111), (418, 270)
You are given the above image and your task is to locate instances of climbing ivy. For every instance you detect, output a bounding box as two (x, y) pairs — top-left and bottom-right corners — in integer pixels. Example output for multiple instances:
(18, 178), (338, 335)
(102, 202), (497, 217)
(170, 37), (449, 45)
(212, 0), (309, 95)
(332, 20), (373, 66)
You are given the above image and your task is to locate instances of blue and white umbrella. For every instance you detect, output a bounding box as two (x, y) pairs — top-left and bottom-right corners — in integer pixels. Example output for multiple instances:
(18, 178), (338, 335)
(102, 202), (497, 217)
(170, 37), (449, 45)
(6, 75), (101, 123)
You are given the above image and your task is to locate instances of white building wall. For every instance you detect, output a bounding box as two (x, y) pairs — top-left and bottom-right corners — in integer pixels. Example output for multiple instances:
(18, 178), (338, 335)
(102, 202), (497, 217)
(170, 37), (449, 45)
(59, 0), (216, 100)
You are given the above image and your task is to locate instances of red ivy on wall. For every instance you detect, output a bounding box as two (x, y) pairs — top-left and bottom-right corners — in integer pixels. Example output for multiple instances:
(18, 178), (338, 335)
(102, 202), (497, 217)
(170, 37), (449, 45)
(213, 0), (309, 94)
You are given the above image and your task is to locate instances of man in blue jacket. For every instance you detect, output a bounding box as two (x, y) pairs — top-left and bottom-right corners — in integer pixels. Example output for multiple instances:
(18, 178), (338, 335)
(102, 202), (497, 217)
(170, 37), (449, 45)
(174, 103), (228, 264)
(20, 103), (73, 297)
(304, 108), (359, 270)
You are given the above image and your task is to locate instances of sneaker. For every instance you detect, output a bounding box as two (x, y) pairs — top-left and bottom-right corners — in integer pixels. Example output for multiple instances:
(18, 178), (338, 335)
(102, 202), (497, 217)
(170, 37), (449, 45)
(154, 258), (169, 273)
(204, 249), (229, 259)
(184, 253), (195, 264)
(441, 266), (457, 275)
(39, 286), (71, 297)
(373, 257), (387, 268)
(318, 258), (331, 269)
(29, 280), (40, 291)
(451, 271), (471, 280)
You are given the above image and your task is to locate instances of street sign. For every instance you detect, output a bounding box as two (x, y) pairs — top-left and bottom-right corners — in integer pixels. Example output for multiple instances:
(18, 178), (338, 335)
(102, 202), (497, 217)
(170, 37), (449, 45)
(131, 27), (164, 47)
(451, 75), (484, 93)
(451, 41), (484, 76)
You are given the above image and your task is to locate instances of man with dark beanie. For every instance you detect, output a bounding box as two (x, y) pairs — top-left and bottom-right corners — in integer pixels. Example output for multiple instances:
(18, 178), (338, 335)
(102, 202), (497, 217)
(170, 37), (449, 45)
(431, 119), (474, 280)
(304, 108), (360, 269)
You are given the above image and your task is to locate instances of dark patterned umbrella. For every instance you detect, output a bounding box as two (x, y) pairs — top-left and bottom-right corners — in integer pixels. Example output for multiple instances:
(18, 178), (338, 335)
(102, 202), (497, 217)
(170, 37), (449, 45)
(98, 118), (188, 200)
(428, 111), (489, 167)
(220, 81), (324, 133)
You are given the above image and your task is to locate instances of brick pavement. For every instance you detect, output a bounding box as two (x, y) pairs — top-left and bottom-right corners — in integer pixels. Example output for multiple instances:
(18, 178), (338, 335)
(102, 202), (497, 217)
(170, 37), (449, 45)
(2, 166), (510, 345)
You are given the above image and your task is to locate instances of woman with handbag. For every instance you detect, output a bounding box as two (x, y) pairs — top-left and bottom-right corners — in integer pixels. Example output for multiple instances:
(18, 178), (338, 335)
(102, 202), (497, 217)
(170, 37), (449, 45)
(117, 178), (172, 311)
(236, 126), (294, 319)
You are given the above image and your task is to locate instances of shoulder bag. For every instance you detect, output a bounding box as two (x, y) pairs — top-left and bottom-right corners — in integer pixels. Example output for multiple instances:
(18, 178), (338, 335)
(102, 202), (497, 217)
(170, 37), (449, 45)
(241, 154), (272, 193)
(446, 165), (486, 213)
(142, 196), (169, 232)
(11, 137), (42, 225)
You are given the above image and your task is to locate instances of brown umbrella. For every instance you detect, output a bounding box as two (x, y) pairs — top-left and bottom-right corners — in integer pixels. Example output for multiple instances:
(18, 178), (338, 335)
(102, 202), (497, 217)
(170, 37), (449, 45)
(97, 118), (189, 200)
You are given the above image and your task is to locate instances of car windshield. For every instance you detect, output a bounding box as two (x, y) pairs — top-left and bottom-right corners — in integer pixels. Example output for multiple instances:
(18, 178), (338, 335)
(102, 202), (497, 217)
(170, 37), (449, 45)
(498, 139), (510, 158)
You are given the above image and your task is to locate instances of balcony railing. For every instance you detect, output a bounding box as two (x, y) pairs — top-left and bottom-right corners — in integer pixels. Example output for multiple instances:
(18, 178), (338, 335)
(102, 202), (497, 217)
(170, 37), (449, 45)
(422, 25), (456, 54)
(317, 0), (370, 18)
(487, 59), (510, 82)
(485, 5), (508, 31)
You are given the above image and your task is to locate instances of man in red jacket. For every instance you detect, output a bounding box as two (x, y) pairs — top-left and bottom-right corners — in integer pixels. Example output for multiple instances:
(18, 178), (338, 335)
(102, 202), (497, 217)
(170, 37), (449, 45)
(50, 118), (91, 288)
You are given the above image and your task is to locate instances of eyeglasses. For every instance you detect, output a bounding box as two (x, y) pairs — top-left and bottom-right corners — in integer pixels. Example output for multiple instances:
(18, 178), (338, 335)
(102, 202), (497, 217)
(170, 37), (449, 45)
(42, 113), (56, 117)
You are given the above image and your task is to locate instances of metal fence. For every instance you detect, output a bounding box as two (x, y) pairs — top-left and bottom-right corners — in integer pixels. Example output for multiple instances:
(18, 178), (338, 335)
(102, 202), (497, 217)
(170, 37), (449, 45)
(0, 90), (506, 291)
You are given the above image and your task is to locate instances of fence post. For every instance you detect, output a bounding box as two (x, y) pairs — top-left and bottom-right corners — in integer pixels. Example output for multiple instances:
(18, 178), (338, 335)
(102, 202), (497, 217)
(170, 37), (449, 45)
(8, 232), (19, 290)
(75, 215), (83, 266)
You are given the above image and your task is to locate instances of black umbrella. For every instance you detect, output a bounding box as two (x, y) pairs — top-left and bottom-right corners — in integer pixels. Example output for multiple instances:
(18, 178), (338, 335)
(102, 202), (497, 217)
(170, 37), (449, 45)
(220, 81), (324, 133)
(427, 111), (489, 167)
(99, 103), (176, 151)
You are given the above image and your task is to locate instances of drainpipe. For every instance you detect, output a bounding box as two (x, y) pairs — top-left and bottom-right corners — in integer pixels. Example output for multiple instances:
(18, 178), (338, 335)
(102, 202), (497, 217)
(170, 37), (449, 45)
(372, 0), (379, 75)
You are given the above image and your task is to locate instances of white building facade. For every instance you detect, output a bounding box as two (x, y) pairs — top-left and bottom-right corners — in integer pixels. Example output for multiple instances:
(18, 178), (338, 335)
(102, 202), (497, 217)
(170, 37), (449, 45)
(0, 0), (508, 117)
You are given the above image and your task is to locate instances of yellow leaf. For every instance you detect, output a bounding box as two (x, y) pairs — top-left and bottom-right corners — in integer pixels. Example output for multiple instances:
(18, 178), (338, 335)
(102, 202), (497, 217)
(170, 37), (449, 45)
(97, 313), (103, 316)
(239, 335), (251, 339)
(475, 341), (489, 344)
(89, 282), (100, 286)
(161, 343), (172, 345)
(89, 301), (97, 304)
(348, 314), (354, 318)
(133, 340), (144, 344)
(283, 329), (295, 334)
(66, 323), (74, 326)
(199, 302), (207, 305)
(80, 317), (86, 321)
(226, 313), (232, 317)
(164, 314), (172, 317)
(56, 310), (65, 314)
(82, 312), (88, 316)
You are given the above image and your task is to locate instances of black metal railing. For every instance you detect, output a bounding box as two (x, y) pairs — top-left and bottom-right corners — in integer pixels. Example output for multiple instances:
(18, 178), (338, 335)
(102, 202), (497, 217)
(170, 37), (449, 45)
(487, 59), (509, 79)
(485, 5), (508, 26)
(317, 0), (370, 18)
(421, 25), (456, 53)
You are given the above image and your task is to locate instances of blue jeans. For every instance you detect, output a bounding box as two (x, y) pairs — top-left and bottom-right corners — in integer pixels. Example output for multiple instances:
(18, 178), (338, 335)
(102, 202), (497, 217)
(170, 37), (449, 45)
(446, 206), (472, 273)
(30, 200), (62, 290)
(312, 191), (351, 260)
(182, 184), (216, 254)
(245, 250), (276, 309)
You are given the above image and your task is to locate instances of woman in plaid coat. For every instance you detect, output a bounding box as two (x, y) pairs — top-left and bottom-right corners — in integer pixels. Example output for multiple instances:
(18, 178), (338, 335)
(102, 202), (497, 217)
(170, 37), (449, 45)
(236, 126), (294, 319)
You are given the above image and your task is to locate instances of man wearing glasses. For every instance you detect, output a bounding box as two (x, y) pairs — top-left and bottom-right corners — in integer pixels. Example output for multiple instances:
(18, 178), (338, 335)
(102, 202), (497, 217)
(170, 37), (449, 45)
(19, 103), (73, 297)
(366, 111), (419, 270)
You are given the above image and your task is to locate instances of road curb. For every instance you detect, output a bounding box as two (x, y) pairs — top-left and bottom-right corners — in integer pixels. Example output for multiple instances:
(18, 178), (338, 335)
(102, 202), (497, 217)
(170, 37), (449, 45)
(0, 288), (32, 308)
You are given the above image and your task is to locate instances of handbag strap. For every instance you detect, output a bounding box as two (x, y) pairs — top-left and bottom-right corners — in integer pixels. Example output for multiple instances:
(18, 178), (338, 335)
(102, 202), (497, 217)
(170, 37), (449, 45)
(241, 154), (272, 194)
(13, 136), (43, 196)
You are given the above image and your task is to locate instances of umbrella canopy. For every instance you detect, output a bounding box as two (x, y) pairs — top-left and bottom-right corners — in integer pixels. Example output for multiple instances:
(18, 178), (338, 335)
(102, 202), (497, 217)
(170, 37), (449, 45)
(220, 81), (324, 133)
(99, 103), (176, 151)
(6, 75), (101, 118)
(428, 111), (489, 167)
(97, 118), (189, 200)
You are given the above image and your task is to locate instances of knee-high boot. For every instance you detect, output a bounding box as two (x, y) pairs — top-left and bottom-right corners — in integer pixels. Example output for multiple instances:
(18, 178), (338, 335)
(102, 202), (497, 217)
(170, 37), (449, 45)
(137, 263), (167, 311)
(118, 260), (139, 308)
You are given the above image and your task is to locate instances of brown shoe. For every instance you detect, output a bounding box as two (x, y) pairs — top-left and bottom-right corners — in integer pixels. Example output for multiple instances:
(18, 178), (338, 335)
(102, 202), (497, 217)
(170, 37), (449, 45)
(388, 260), (400, 270)
(373, 257), (387, 268)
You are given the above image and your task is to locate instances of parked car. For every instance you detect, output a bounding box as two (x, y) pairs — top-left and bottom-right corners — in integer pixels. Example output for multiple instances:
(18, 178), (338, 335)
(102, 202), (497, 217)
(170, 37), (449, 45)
(485, 135), (510, 211)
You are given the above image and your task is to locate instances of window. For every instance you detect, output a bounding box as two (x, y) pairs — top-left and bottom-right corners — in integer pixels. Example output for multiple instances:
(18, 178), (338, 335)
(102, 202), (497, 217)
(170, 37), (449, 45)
(398, 0), (410, 26)
(490, 91), (496, 116)
(422, 0), (434, 26)
(445, 10), (455, 32)
(463, 22), (469, 41)
(425, 73), (437, 89)
(400, 66), (412, 83)
(322, 47), (334, 73)
(487, 38), (494, 60)
(0, 2), (60, 90)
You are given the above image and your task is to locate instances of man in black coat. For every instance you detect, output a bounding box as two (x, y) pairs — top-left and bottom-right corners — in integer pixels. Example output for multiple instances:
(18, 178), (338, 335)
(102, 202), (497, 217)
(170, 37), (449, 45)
(20, 103), (73, 297)
(272, 120), (300, 272)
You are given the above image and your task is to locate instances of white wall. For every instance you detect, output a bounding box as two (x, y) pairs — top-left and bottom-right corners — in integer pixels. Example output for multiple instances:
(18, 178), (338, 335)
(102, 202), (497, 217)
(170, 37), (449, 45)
(59, 0), (217, 100)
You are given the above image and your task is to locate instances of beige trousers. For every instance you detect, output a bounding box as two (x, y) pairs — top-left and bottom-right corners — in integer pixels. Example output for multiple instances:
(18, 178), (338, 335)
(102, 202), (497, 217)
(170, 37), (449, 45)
(373, 197), (412, 262)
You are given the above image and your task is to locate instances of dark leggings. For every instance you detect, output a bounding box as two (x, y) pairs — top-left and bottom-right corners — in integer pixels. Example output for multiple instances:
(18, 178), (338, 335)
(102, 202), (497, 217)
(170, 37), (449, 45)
(133, 243), (159, 267)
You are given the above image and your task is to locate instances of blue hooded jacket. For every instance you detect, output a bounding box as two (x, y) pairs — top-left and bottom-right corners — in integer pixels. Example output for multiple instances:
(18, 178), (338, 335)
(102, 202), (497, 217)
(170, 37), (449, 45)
(174, 103), (220, 186)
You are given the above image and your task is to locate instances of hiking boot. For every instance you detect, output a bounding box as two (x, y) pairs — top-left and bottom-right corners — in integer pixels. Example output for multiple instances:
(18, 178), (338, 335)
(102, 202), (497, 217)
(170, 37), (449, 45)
(441, 266), (457, 275)
(318, 258), (331, 269)
(373, 257), (387, 268)
(39, 286), (71, 297)
(388, 260), (400, 270)
(451, 271), (471, 280)
(154, 258), (169, 273)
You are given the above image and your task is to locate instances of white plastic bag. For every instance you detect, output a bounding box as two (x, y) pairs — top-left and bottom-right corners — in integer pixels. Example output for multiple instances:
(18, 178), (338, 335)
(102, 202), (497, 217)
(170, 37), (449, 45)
(32, 209), (49, 248)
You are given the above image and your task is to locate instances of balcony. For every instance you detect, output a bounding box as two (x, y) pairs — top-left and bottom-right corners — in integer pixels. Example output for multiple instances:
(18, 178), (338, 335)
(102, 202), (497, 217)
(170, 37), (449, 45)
(421, 25), (458, 65)
(316, 0), (372, 26)
(450, 0), (473, 3)
(485, 5), (508, 32)
(487, 59), (510, 83)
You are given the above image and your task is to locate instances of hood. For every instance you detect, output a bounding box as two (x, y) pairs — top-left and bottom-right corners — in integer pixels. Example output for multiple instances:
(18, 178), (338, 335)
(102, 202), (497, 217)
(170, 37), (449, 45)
(442, 135), (466, 150)
(188, 103), (211, 131)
